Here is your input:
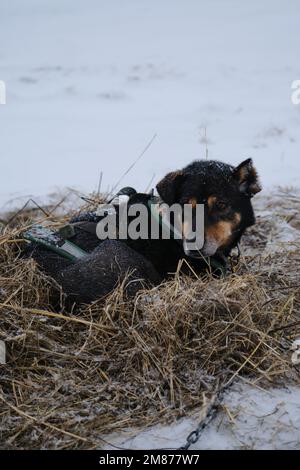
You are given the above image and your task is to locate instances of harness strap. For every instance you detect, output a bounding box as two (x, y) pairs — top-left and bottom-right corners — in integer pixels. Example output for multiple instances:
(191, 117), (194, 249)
(147, 198), (183, 243)
(23, 225), (87, 262)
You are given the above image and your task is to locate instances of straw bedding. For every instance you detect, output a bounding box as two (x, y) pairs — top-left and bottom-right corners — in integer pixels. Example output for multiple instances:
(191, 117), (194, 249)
(0, 190), (299, 449)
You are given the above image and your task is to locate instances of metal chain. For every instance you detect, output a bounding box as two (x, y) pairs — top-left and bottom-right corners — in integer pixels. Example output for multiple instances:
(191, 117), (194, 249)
(179, 382), (231, 450)
(179, 400), (219, 450)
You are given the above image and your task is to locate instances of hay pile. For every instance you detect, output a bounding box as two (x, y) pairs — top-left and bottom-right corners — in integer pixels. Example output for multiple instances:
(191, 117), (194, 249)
(0, 190), (299, 449)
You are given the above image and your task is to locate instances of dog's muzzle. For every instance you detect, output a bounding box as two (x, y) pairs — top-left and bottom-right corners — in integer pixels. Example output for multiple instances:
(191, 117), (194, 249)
(183, 237), (219, 258)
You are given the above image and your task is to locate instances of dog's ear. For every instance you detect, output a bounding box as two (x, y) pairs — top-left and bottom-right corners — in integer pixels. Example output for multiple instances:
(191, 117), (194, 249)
(232, 158), (261, 196)
(156, 170), (185, 205)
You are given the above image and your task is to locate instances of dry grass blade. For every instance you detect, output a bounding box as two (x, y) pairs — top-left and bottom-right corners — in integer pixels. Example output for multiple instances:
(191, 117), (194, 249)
(0, 190), (299, 449)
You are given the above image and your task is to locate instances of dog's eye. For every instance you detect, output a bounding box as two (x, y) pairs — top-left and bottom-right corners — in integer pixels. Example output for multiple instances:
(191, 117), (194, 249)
(216, 201), (227, 211)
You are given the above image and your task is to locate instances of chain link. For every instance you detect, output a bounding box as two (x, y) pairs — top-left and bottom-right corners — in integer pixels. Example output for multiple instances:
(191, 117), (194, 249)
(178, 381), (233, 451)
(179, 403), (219, 450)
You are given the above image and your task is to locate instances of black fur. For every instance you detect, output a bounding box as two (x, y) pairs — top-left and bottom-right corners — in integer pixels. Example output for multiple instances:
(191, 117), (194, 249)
(26, 159), (261, 305)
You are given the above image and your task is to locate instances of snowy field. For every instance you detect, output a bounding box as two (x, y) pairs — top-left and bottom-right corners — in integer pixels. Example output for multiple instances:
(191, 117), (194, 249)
(1, 0), (300, 210)
(1, 0), (300, 450)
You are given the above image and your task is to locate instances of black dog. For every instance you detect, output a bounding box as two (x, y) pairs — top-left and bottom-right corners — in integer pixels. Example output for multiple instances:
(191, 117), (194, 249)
(26, 158), (261, 304)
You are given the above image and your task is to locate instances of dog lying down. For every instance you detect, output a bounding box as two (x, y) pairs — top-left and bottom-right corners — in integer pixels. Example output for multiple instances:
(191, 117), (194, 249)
(25, 158), (261, 305)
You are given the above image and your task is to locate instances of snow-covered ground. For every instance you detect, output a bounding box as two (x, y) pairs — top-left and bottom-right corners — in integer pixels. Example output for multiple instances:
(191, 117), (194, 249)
(105, 383), (300, 450)
(1, 0), (300, 210)
(1, 0), (299, 450)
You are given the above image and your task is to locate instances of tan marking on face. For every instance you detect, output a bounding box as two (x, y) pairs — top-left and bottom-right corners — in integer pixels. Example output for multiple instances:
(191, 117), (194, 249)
(206, 221), (232, 248)
(188, 197), (197, 208)
(183, 198), (198, 240)
(205, 212), (242, 250)
(207, 195), (217, 210)
(234, 212), (241, 225)
(182, 220), (192, 239)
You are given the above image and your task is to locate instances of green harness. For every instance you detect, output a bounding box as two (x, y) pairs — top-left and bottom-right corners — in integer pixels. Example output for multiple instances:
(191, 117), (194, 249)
(23, 224), (88, 262)
(23, 192), (228, 276)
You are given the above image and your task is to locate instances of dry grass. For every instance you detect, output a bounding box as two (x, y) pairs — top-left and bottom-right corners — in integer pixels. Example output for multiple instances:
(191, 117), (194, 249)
(0, 190), (299, 449)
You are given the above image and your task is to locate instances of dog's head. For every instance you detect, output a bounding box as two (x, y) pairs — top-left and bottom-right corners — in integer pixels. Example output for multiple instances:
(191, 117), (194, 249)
(156, 158), (261, 257)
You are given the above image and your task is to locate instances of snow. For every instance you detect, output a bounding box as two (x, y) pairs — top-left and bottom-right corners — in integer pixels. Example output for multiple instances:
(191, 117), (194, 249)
(1, 0), (300, 450)
(1, 0), (300, 211)
(105, 383), (300, 450)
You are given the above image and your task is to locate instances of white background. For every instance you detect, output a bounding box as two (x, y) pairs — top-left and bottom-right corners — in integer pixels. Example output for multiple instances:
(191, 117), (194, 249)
(0, 0), (300, 209)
